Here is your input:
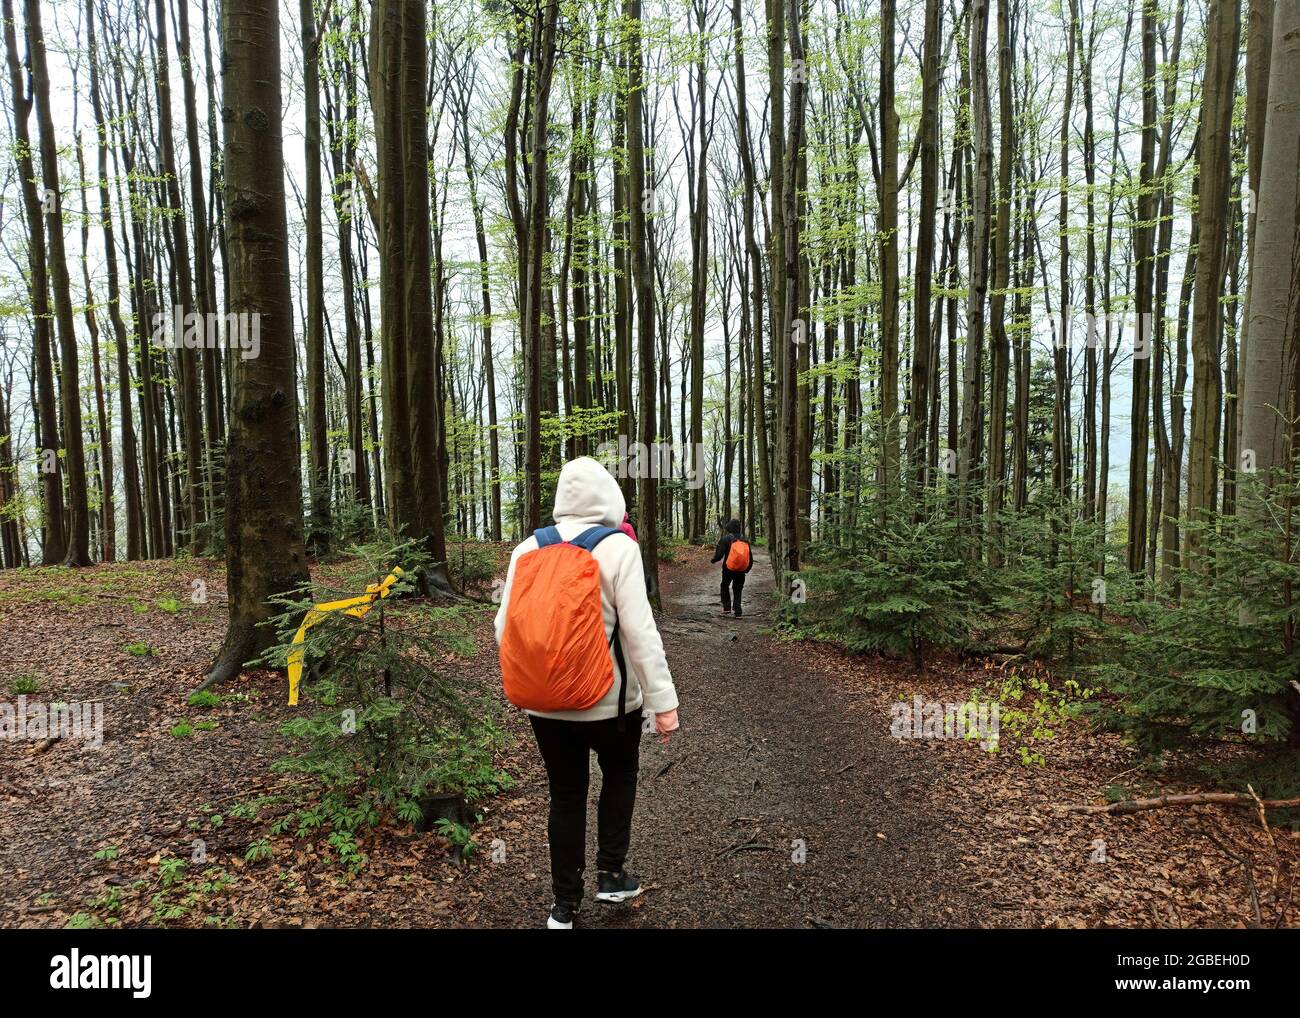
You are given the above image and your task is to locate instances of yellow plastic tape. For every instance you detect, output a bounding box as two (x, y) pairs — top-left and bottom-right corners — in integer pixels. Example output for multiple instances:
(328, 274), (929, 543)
(287, 567), (403, 705)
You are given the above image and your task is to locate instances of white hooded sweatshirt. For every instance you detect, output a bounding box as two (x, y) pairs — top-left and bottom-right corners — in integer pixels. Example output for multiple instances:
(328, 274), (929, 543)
(493, 457), (678, 722)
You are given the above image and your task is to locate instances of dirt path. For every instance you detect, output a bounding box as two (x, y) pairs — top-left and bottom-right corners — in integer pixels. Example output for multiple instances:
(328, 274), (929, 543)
(456, 549), (984, 928)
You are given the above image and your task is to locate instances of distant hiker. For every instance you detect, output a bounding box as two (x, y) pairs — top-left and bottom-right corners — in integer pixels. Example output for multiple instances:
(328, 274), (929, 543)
(619, 511), (638, 543)
(495, 457), (680, 929)
(711, 518), (753, 618)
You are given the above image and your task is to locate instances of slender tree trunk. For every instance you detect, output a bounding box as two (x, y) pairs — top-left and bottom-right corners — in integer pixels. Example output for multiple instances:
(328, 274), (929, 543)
(879, 0), (900, 496)
(987, 0), (1013, 562)
(767, 0), (787, 576)
(1186, 0), (1241, 564)
(75, 136), (115, 562)
(777, 0), (805, 583)
(87, 0), (144, 559)
(1053, 2), (1075, 506)
(301, 0), (330, 551)
(911, 0), (941, 496)
(4, 0), (65, 564)
(734, 0), (773, 542)
(177, 0), (223, 496)
(27, 0), (92, 566)
(626, 0), (660, 603)
(961, 0), (992, 550)
(458, 87), (502, 540)
(520, 2), (559, 534)
(1127, 0), (1157, 575)
(688, 0), (709, 543)
(151, 0), (206, 553)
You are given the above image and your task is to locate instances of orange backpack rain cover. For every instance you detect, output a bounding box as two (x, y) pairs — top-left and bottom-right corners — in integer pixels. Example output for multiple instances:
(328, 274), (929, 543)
(500, 531), (616, 713)
(726, 538), (751, 571)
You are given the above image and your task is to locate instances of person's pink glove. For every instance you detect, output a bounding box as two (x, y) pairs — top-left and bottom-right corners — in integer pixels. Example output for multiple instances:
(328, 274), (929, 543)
(654, 709), (680, 744)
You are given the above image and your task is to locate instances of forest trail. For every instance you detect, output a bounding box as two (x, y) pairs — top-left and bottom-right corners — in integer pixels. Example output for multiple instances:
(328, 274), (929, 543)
(2, 553), (1287, 930)
(457, 549), (984, 928)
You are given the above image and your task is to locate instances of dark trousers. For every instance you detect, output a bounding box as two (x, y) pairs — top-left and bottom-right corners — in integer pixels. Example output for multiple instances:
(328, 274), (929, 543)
(528, 708), (643, 905)
(721, 568), (746, 616)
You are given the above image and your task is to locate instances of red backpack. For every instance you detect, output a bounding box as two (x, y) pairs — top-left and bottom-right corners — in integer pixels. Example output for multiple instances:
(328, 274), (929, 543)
(725, 537), (751, 571)
(499, 526), (627, 717)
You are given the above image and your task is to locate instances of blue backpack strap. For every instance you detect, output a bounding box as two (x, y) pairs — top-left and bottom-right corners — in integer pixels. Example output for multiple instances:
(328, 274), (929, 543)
(533, 525), (563, 548)
(569, 525), (621, 552)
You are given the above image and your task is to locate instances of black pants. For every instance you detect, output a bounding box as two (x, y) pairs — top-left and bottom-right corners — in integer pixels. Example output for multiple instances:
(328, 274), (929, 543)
(721, 568), (746, 616)
(528, 708), (643, 906)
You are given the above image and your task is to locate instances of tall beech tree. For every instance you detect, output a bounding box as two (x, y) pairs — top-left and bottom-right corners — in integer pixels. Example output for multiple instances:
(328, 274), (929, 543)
(204, 0), (309, 687)
(1240, 0), (1300, 483)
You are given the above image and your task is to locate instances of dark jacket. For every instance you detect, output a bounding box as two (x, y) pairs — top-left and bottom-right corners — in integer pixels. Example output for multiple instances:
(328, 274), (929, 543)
(711, 533), (754, 573)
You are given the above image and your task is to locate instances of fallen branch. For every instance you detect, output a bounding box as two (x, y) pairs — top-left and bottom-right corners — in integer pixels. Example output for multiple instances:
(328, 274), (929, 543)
(724, 843), (775, 856)
(1201, 828), (1264, 927)
(718, 832), (775, 858)
(1247, 784), (1282, 898)
(1061, 792), (1300, 816)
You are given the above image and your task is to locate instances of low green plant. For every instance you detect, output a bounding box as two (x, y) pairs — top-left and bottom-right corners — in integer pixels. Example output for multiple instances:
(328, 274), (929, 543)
(983, 670), (1095, 766)
(148, 863), (234, 926)
(246, 540), (513, 873)
(435, 817), (477, 860)
(158, 857), (187, 888)
(8, 674), (39, 695)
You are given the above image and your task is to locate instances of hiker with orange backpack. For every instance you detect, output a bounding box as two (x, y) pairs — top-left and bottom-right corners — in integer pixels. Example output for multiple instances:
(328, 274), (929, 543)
(711, 518), (754, 618)
(495, 457), (679, 929)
